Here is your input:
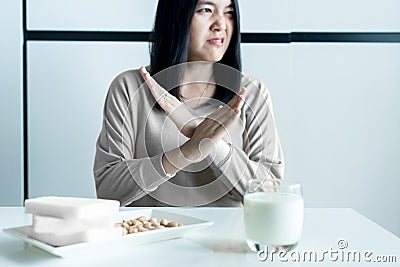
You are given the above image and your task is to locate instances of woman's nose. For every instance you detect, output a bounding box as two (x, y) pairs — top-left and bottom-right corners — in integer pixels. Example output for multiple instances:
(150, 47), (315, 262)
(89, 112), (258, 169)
(211, 14), (227, 31)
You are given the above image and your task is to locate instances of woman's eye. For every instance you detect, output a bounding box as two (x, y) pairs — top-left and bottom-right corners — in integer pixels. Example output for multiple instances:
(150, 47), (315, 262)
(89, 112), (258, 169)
(225, 10), (235, 15)
(198, 8), (212, 13)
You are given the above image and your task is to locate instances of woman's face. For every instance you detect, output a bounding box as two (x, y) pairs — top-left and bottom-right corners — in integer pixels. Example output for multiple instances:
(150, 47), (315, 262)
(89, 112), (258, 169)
(188, 0), (235, 62)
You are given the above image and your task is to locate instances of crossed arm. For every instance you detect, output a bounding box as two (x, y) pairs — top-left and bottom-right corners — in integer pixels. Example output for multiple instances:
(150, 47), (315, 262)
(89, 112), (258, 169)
(94, 68), (283, 205)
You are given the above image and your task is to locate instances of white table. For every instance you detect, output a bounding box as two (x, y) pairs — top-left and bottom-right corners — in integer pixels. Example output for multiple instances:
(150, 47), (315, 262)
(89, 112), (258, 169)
(0, 207), (399, 266)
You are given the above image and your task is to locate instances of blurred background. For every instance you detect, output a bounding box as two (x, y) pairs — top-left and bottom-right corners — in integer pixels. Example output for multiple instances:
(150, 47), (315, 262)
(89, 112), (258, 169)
(0, 0), (399, 237)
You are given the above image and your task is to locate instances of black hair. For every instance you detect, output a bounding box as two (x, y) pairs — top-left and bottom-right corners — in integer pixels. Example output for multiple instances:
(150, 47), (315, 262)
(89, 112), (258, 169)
(150, 0), (242, 104)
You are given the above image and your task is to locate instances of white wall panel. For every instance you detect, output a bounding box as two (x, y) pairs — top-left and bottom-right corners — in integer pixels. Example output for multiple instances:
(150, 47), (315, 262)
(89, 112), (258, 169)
(292, 0), (400, 32)
(28, 42), (150, 198)
(241, 0), (400, 32)
(240, 0), (291, 32)
(243, 43), (400, 236)
(28, 0), (158, 31)
(294, 44), (400, 236)
(241, 44), (292, 134)
(0, 0), (23, 206)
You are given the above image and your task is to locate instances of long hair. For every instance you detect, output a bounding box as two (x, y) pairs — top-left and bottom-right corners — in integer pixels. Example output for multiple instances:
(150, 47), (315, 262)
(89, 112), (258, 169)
(150, 0), (242, 104)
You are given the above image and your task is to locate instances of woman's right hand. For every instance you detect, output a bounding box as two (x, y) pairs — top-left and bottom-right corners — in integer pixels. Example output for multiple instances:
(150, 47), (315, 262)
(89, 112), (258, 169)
(140, 66), (201, 138)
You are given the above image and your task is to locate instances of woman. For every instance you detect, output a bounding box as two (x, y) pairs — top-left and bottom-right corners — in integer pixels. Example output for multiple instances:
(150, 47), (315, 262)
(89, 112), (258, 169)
(93, 0), (284, 207)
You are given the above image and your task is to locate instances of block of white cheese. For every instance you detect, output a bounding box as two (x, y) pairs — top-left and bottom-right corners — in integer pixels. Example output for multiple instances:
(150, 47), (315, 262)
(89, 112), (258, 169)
(26, 226), (122, 247)
(25, 196), (121, 246)
(32, 215), (114, 233)
(25, 196), (120, 219)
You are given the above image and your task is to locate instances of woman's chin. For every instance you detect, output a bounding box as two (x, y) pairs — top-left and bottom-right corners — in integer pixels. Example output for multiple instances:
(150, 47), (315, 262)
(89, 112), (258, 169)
(202, 55), (224, 63)
(188, 58), (221, 63)
(188, 52), (224, 63)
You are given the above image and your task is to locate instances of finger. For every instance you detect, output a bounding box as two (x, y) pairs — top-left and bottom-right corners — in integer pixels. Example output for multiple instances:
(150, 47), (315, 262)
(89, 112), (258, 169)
(225, 87), (245, 109)
(140, 67), (184, 115)
(235, 88), (246, 112)
(140, 66), (169, 102)
(209, 89), (245, 124)
(232, 87), (246, 110)
(207, 103), (236, 125)
(219, 88), (245, 115)
(226, 88), (246, 115)
(224, 108), (240, 126)
(206, 107), (239, 134)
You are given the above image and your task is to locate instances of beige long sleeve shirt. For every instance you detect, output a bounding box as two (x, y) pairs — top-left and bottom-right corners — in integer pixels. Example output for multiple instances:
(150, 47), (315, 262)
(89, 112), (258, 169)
(93, 68), (284, 207)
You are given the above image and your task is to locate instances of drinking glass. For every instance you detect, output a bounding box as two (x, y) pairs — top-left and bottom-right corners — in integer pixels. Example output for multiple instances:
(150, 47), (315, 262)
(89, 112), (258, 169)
(243, 179), (304, 253)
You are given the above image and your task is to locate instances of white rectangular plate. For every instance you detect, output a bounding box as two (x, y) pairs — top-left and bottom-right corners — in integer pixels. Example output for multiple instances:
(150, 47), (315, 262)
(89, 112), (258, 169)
(3, 209), (213, 257)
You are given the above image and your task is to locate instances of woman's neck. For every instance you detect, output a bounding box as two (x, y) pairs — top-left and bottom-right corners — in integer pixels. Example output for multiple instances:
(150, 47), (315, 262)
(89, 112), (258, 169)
(180, 62), (216, 102)
(182, 61), (214, 84)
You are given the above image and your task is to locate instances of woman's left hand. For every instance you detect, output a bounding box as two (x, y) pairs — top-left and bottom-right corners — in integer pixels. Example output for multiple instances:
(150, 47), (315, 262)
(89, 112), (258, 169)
(140, 66), (200, 138)
(180, 88), (245, 163)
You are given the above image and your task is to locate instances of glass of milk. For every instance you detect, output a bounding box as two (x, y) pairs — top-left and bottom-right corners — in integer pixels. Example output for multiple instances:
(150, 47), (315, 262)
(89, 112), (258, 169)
(244, 179), (304, 253)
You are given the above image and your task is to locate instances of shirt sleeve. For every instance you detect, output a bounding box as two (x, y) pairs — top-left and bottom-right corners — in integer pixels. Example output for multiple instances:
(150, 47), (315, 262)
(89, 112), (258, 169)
(208, 79), (285, 200)
(93, 72), (170, 206)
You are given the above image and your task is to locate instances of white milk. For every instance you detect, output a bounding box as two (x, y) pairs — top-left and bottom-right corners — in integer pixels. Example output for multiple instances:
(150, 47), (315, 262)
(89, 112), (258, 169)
(244, 192), (304, 246)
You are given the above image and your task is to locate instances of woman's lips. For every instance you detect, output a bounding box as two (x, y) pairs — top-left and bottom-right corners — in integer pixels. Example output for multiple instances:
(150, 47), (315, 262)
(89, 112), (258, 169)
(207, 38), (224, 46)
